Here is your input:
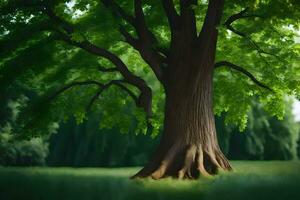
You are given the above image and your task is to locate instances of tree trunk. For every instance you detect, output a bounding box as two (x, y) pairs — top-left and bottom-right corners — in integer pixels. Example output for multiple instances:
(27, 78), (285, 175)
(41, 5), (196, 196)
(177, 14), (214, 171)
(132, 62), (232, 179)
(132, 0), (231, 179)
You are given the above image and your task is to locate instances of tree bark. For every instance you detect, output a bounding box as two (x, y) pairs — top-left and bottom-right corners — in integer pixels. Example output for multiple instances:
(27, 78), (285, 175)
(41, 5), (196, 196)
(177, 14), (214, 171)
(132, 0), (231, 179)
(132, 61), (232, 179)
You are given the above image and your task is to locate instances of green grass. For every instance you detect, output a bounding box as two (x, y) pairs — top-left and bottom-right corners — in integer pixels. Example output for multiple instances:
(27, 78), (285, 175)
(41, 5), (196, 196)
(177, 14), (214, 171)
(1, 161), (300, 200)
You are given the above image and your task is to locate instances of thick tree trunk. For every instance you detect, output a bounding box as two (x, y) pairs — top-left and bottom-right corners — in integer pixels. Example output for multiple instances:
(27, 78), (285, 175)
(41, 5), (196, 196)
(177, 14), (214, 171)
(132, 0), (231, 179)
(132, 61), (231, 179)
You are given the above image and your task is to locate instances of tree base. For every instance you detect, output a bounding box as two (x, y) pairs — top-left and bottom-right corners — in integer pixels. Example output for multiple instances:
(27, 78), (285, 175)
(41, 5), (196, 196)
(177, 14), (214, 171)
(131, 143), (232, 179)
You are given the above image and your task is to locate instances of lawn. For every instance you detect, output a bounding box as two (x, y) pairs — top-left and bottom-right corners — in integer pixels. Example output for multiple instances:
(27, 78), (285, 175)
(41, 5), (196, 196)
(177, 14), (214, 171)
(0, 161), (300, 200)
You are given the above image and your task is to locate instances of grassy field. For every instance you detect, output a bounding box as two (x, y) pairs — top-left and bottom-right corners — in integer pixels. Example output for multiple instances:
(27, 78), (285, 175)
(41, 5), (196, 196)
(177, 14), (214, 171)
(0, 161), (300, 200)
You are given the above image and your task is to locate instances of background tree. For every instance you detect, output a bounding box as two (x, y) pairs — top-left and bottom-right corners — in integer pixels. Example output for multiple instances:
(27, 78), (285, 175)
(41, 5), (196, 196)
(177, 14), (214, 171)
(46, 99), (299, 167)
(1, 95), (298, 167)
(0, 0), (299, 179)
(0, 96), (50, 166)
(222, 99), (299, 160)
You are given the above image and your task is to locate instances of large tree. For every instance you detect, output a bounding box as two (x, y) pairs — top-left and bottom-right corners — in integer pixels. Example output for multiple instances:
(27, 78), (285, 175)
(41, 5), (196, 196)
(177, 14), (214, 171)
(0, 0), (299, 179)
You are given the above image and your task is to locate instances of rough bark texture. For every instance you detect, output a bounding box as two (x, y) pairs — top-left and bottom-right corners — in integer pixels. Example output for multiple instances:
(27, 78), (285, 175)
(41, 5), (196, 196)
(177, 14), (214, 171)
(132, 0), (232, 179)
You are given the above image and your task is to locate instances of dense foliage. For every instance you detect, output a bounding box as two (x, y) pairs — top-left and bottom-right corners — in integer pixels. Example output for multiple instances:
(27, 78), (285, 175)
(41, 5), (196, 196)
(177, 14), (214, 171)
(0, 0), (299, 137)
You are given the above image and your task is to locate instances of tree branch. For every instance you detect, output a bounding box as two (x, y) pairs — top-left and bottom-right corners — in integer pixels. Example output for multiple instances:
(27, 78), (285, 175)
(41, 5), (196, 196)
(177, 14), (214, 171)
(43, 7), (145, 88)
(42, 6), (153, 118)
(119, 26), (140, 49)
(99, 0), (165, 83)
(113, 82), (138, 103)
(197, 0), (225, 44)
(48, 80), (103, 101)
(179, 0), (197, 37)
(44, 6), (74, 34)
(4, 1), (153, 124)
(214, 61), (273, 91)
(223, 7), (263, 37)
(98, 65), (119, 72)
(223, 8), (282, 60)
(133, 0), (158, 45)
(224, 7), (249, 28)
(100, 0), (135, 25)
(179, 0), (197, 11)
(161, 0), (180, 31)
(133, 0), (165, 82)
(47, 79), (139, 115)
(64, 40), (153, 117)
(86, 80), (138, 111)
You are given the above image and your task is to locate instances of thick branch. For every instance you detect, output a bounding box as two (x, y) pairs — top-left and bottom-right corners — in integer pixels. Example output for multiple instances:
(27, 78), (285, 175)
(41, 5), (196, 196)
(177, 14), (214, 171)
(179, 0), (197, 11)
(133, 0), (165, 82)
(65, 40), (153, 116)
(5, 2), (153, 122)
(119, 26), (140, 49)
(133, 0), (158, 45)
(214, 61), (272, 91)
(42, 7), (153, 117)
(161, 0), (180, 31)
(72, 40), (144, 83)
(198, 0), (224, 39)
(179, 0), (197, 37)
(134, 0), (146, 33)
(43, 8), (146, 90)
(100, 0), (164, 83)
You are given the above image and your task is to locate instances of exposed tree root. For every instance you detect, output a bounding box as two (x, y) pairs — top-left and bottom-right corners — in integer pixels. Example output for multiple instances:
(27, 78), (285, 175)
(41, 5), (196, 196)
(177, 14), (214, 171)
(131, 143), (232, 180)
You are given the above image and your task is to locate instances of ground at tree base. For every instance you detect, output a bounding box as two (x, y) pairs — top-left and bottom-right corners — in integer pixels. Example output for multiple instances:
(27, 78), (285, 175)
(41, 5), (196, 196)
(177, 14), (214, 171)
(0, 161), (300, 200)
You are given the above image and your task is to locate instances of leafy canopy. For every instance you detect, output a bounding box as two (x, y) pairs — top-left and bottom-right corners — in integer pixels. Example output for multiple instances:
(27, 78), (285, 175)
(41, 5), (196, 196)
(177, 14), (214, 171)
(0, 0), (299, 136)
